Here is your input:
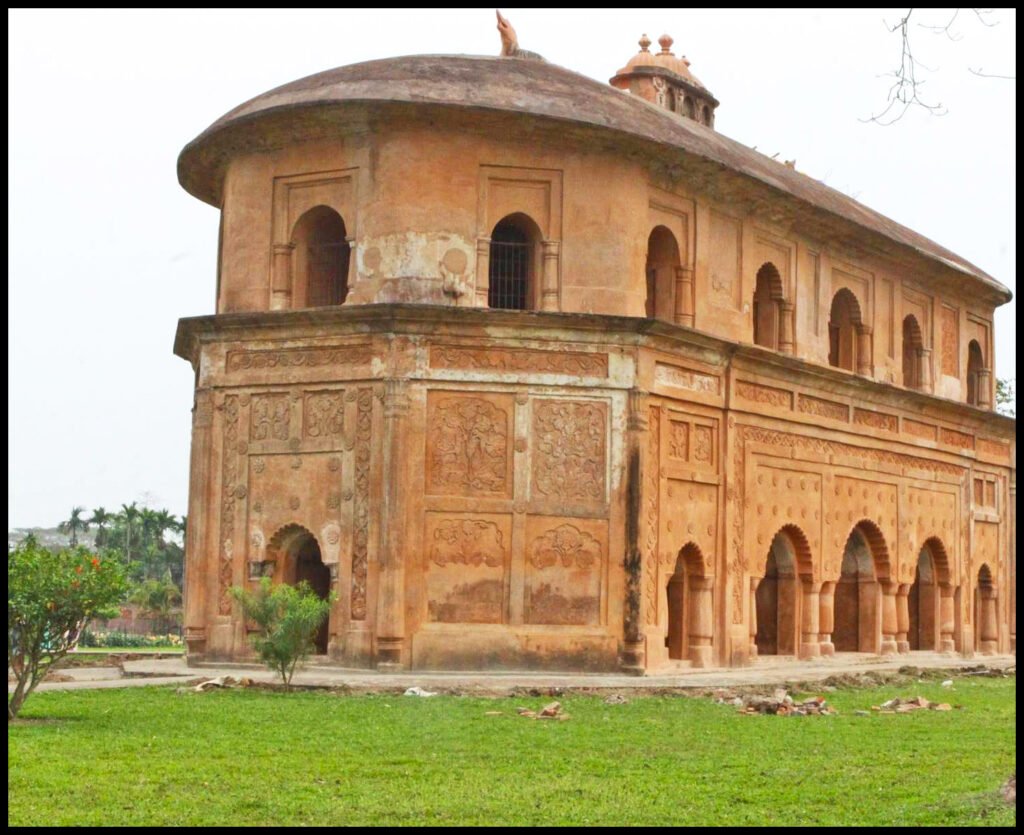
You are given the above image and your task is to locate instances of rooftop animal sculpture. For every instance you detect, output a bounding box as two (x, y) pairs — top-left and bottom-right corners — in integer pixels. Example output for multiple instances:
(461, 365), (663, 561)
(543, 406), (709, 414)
(496, 10), (544, 61)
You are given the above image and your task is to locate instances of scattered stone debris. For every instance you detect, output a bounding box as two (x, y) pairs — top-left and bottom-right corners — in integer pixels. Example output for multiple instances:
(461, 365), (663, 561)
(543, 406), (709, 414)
(178, 675), (241, 694)
(960, 664), (1015, 678)
(1001, 773), (1015, 805)
(870, 696), (954, 714)
(516, 701), (570, 721)
(403, 686), (438, 698)
(715, 687), (835, 716)
(603, 693), (629, 705)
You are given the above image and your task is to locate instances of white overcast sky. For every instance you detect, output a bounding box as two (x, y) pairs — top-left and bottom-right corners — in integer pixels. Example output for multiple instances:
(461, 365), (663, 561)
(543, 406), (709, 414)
(9, 8), (1016, 528)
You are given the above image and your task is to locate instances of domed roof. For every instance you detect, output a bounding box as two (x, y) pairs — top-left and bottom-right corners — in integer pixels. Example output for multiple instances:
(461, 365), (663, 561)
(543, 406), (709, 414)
(177, 54), (1007, 299)
(615, 34), (708, 91)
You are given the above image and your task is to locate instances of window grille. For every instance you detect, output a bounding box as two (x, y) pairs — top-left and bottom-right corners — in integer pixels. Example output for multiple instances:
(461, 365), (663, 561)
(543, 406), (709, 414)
(488, 240), (530, 310)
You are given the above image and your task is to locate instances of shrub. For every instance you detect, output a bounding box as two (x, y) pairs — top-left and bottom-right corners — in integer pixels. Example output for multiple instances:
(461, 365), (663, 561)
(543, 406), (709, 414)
(8, 536), (128, 719)
(78, 629), (182, 649)
(230, 577), (334, 690)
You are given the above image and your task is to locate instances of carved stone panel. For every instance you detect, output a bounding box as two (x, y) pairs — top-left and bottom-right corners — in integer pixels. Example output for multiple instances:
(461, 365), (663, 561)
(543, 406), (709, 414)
(430, 345), (608, 377)
(798, 394), (849, 422)
(709, 210), (741, 309)
(426, 393), (513, 498)
(303, 391), (345, 439)
(250, 394), (290, 441)
(531, 400), (607, 504)
(736, 381), (792, 410)
(425, 513), (510, 624)
(218, 395), (240, 615)
(668, 420), (689, 461)
(941, 305), (959, 377)
(524, 518), (605, 626)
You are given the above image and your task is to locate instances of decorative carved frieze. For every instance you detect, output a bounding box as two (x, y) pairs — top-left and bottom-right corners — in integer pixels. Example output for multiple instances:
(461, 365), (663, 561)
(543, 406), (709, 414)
(736, 380), (792, 409)
(798, 394), (849, 422)
(853, 408), (898, 433)
(940, 427), (974, 450)
(654, 363), (719, 395)
(532, 400), (607, 503)
(644, 407), (660, 626)
(977, 437), (1010, 461)
(226, 345), (374, 372)
(218, 395), (239, 615)
(350, 388), (372, 620)
(903, 419), (937, 442)
(430, 345), (608, 377)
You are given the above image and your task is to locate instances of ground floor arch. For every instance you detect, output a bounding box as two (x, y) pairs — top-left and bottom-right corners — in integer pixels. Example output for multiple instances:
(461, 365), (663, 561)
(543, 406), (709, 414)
(753, 525), (814, 658)
(267, 524), (333, 655)
(906, 537), (956, 653)
(830, 521), (893, 654)
(665, 543), (714, 668)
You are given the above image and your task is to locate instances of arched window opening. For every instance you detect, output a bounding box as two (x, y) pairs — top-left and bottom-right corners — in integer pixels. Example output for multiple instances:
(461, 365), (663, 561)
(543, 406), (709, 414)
(755, 533), (798, 656)
(967, 340), (985, 406)
(645, 226), (680, 320)
(291, 206), (349, 308)
(489, 213), (540, 310)
(828, 289), (863, 372)
(266, 524), (332, 655)
(908, 546), (936, 650)
(701, 104), (711, 125)
(683, 96), (695, 120)
(902, 315), (925, 390)
(753, 262), (783, 350)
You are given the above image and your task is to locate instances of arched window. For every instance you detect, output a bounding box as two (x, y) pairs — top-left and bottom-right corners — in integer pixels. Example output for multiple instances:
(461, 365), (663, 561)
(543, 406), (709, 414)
(645, 226), (680, 320)
(902, 315), (924, 390)
(753, 262), (784, 350)
(828, 289), (864, 372)
(967, 340), (985, 406)
(701, 104), (711, 125)
(291, 206), (349, 308)
(683, 96), (695, 120)
(488, 213), (540, 310)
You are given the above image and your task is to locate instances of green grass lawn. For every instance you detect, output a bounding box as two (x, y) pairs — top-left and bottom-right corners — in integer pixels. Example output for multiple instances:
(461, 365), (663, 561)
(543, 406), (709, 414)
(8, 677), (1015, 826)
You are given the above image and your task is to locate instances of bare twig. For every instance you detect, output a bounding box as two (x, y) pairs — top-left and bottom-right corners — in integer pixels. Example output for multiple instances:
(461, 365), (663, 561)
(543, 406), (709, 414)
(969, 67), (1016, 79)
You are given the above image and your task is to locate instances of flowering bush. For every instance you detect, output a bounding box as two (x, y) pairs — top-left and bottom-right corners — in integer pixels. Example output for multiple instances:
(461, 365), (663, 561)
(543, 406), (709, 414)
(8, 536), (127, 719)
(78, 629), (182, 648)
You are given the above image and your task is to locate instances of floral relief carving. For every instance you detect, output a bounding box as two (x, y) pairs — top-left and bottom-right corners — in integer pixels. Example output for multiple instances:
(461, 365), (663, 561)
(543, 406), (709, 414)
(940, 427), (974, 450)
(977, 437), (1010, 461)
(529, 524), (603, 570)
(668, 420), (688, 460)
(427, 397), (509, 495)
(227, 345), (373, 371)
(430, 345), (608, 377)
(429, 520), (505, 568)
(941, 306), (958, 377)
(644, 407), (661, 626)
(654, 364), (719, 394)
(798, 394), (848, 422)
(250, 394), (290, 441)
(903, 419), (937, 441)
(218, 395), (239, 614)
(304, 392), (345, 439)
(854, 409), (898, 433)
(532, 400), (606, 503)
(350, 388), (373, 620)
(736, 381), (792, 409)
(693, 426), (713, 464)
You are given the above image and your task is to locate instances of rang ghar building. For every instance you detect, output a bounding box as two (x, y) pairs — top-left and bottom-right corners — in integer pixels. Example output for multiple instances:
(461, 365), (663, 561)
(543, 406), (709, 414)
(174, 23), (1015, 672)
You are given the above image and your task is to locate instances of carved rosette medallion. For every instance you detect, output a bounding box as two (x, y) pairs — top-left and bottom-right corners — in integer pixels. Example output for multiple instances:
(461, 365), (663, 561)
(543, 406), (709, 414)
(427, 397), (509, 496)
(531, 400), (606, 503)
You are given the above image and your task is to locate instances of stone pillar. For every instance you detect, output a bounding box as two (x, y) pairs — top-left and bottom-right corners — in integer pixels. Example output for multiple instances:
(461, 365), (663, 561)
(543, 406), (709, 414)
(183, 389), (214, 660)
(896, 583), (911, 653)
(938, 583), (956, 653)
(979, 586), (998, 655)
(270, 243), (295, 310)
(674, 266), (695, 328)
(856, 325), (873, 377)
(474, 236), (491, 308)
(778, 301), (796, 356)
(919, 347), (933, 393)
(375, 379), (410, 671)
(818, 581), (835, 656)
(880, 580), (899, 655)
(688, 576), (714, 668)
(799, 579), (820, 658)
(748, 576), (759, 660)
(344, 235), (357, 297)
(540, 240), (561, 312)
(620, 390), (648, 675)
(977, 368), (993, 410)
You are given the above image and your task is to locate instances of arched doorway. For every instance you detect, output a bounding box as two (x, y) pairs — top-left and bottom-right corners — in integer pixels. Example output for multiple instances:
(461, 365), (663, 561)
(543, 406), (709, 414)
(907, 546), (937, 650)
(833, 526), (881, 652)
(291, 206), (349, 308)
(488, 213), (541, 310)
(267, 524), (332, 655)
(974, 564), (998, 655)
(828, 288), (866, 373)
(755, 531), (798, 655)
(902, 315), (924, 390)
(645, 226), (680, 320)
(665, 543), (713, 666)
(966, 340), (985, 406)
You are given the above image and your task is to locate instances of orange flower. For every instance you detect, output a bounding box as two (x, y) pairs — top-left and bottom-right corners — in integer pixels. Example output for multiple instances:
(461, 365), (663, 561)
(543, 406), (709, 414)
(91, 557), (101, 569)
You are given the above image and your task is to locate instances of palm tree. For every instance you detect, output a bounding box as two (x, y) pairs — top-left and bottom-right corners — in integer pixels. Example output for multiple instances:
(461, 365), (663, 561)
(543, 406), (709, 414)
(57, 506), (90, 546)
(128, 571), (182, 636)
(120, 502), (139, 562)
(90, 507), (112, 548)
